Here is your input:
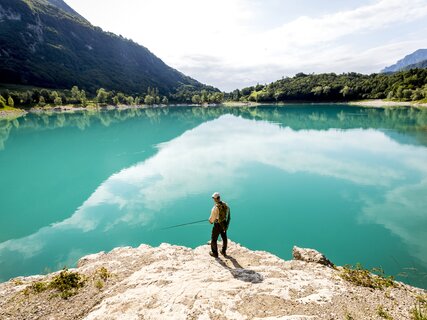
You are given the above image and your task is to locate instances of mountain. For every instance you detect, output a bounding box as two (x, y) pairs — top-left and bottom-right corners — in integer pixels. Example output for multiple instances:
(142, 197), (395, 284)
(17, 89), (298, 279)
(382, 49), (427, 73)
(401, 58), (427, 71)
(0, 0), (210, 95)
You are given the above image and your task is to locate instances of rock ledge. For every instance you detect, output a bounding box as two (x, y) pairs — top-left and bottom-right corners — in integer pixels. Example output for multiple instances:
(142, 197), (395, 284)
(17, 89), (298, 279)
(0, 241), (425, 320)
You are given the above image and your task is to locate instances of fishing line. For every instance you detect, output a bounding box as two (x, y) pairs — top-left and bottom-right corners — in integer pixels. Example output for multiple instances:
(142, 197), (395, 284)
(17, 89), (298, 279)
(159, 219), (207, 230)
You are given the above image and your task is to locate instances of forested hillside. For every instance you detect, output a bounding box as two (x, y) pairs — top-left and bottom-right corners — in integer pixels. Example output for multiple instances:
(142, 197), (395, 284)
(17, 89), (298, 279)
(226, 69), (427, 103)
(0, 0), (214, 98)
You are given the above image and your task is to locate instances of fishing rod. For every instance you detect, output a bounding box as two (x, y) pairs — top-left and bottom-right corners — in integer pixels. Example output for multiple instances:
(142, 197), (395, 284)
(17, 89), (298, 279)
(160, 219), (207, 230)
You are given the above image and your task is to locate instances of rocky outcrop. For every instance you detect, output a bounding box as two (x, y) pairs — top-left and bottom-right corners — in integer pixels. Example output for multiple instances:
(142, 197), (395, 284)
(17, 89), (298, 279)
(292, 246), (334, 268)
(0, 241), (425, 320)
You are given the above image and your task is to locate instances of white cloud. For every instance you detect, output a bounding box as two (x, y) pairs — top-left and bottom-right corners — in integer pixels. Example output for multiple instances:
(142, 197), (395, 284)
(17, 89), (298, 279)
(65, 0), (427, 90)
(361, 178), (427, 265)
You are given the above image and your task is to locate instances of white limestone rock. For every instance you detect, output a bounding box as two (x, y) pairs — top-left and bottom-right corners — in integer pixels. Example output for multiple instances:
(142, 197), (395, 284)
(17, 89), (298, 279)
(292, 246), (334, 267)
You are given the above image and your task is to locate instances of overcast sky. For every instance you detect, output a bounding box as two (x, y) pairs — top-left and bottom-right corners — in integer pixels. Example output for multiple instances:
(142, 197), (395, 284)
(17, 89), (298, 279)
(66, 0), (427, 91)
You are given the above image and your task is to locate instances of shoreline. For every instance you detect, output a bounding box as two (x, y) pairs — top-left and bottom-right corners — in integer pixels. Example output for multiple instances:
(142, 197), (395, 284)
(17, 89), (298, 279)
(348, 99), (427, 108)
(1, 99), (426, 120)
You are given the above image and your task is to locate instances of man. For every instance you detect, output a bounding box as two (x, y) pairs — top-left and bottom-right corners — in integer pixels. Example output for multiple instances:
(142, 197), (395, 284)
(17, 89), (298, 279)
(209, 192), (230, 258)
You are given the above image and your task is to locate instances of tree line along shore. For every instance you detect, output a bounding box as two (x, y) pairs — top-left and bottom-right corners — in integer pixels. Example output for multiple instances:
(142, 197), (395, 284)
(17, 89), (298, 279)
(1, 68), (427, 111)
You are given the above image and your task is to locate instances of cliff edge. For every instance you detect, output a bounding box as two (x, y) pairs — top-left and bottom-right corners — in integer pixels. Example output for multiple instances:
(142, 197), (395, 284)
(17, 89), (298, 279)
(0, 241), (426, 320)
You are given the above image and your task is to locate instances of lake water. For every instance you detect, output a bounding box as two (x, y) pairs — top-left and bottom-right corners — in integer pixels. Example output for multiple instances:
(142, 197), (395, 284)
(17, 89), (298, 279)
(1, 105), (427, 289)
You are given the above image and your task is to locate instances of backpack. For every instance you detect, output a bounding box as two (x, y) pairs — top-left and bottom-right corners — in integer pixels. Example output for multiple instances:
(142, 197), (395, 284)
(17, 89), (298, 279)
(216, 201), (231, 231)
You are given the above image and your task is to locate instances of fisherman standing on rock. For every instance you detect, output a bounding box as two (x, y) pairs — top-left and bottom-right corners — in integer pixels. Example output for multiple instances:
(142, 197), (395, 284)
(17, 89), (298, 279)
(209, 192), (231, 258)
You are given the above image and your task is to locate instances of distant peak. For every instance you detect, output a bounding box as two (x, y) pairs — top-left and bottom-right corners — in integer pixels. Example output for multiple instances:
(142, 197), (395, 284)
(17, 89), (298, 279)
(382, 48), (427, 73)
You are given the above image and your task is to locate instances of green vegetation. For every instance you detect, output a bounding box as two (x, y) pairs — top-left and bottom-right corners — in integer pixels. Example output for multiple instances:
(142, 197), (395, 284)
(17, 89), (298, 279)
(0, 96), (6, 108)
(411, 295), (427, 320)
(96, 267), (112, 282)
(377, 305), (394, 319)
(224, 69), (427, 103)
(49, 268), (85, 298)
(24, 268), (85, 299)
(0, 83), (221, 109)
(6, 68), (426, 109)
(0, 0), (211, 98)
(340, 263), (395, 289)
(30, 281), (48, 293)
(93, 267), (112, 290)
(21, 266), (113, 299)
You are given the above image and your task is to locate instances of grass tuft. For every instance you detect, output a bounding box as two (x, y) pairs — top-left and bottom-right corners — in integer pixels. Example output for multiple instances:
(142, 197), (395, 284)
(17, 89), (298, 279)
(96, 267), (111, 281)
(377, 305), (393, 319)
(412, 294), (427, 320)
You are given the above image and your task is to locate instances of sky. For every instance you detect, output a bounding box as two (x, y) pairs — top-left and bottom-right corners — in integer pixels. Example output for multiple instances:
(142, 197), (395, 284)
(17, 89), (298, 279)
(65, 0), (427, 91)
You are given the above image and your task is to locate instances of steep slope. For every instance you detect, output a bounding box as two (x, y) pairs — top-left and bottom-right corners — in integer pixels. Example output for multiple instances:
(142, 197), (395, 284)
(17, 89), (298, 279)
(382, 49), (427, 73)
(0, 0), (208, 95)
(44, 0), (87, 21)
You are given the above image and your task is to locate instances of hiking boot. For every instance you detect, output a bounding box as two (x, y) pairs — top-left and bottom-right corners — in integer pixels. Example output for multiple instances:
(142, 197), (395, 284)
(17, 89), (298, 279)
(220, 250), (227, 257)
(209, 252), (219, 258)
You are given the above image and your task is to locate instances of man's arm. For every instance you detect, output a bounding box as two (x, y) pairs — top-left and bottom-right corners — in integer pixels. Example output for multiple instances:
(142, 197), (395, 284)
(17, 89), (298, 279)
(209, 206), (219, 224)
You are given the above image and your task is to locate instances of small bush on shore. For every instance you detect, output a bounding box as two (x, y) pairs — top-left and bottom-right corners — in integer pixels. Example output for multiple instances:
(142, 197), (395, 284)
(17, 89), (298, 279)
(23, 268), (85, 299)
(49, 268), (85, 299)
(340, 263), (395, 289)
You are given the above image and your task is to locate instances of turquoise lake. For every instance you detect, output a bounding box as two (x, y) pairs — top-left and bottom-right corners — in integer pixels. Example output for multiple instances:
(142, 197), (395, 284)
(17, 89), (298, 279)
(1, 105), (427, 289)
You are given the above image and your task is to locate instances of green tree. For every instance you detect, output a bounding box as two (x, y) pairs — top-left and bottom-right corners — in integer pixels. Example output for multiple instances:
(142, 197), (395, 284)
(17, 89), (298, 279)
(209, 92), (224, 103)
(54, 95), (63, 106)
(71, 86), (81, 103)
(232, 89), (241, 101)
(80, 90), (88, 107)
(96, 88), (109, 105)
(0, 96), (6, 108)
(7, 97), (14, 108)
(144, 95), (155, 105)
(39, 96), (46, 107)
(126, 96), (134, 105)
(40, 89), (50, 102)
(340, 86), (352, 98)
(402, 89), (412, 101)
(201, 90), (209, 103)
(411, 88), (424, 101)
(32, 90), (41, 104)
(112, 96), (119, 106)
(161, 96), (169, 105)
(191, 94), (201, 104)
(323, 86), (331, 95)
(311, 86), (323, 96)
(50, 91), (59, 100)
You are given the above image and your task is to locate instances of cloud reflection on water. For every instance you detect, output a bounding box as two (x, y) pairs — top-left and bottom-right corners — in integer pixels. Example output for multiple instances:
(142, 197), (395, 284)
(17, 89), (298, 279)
(1, 114), (427, 278)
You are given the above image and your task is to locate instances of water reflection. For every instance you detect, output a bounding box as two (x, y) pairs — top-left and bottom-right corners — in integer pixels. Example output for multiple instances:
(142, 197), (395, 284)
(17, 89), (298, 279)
(1, 106), (427, 150)
(1, 113), (427, 285)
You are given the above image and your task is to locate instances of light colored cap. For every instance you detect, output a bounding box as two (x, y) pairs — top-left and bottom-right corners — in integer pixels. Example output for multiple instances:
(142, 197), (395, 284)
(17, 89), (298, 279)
(211, 192), (220, 199)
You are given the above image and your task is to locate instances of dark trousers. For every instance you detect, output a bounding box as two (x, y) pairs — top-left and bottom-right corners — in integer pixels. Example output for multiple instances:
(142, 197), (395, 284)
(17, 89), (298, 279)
(211, 223), (227, 255)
